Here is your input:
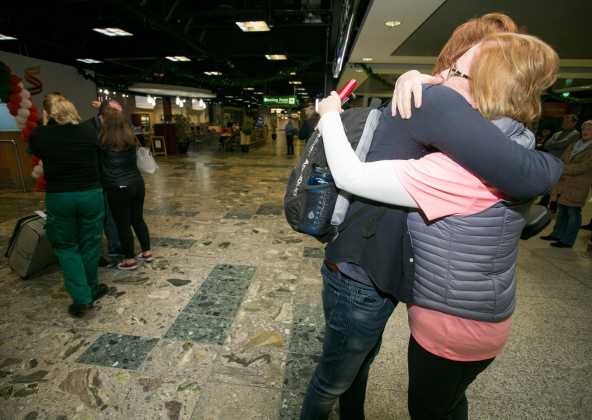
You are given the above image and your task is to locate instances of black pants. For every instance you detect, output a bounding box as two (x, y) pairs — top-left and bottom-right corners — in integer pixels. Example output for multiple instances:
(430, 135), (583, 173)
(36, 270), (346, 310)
(408, 335), (494, 420)
(106, 179), (151, 259)
(286, 135), (294, 155)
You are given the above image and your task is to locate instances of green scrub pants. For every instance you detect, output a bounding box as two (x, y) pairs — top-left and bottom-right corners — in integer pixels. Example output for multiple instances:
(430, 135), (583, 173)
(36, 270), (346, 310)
(45, 188), (105, 305)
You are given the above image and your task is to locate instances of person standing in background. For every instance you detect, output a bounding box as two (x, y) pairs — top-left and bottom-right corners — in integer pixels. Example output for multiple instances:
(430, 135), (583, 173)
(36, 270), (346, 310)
(539, 114), (580, 209)
(542, 120), (592, 248)
(543, 114), (580, 158)
(99, 108), (153, 270)
(29, 94), (108, 317)
(240, 113), (254, 153)
(285, 118), (296, 155)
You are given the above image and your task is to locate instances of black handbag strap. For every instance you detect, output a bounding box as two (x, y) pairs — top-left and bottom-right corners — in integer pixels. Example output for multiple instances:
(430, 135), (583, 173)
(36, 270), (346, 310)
(5, 214), (39, 257)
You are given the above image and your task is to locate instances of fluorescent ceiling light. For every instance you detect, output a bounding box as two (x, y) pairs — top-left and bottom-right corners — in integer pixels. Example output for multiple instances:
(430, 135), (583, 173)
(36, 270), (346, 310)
(289, 72), (296, 76)
(93, 27), (133, 37)
(289, 81), (302, 85)
(76, 58), (103, 64)
(265, 54), (287, 60)
(362, 57), (373, 62)
(254, 91), (264, 94)
(166, 56), (191, 62)
(236, 21), (270, 32)
(385, 20), (401, 27)
(244, 87), (255, 91)
(0, 34), (17, 40)
(204, 71), (222, 76)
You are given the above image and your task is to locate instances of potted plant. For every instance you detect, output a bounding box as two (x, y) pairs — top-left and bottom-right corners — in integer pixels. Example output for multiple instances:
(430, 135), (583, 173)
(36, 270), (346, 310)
(174, 114), (192, 154)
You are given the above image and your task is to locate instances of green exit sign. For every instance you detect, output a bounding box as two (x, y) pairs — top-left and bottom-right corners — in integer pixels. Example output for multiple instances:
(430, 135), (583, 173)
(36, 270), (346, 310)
(263, 96), (299, 106)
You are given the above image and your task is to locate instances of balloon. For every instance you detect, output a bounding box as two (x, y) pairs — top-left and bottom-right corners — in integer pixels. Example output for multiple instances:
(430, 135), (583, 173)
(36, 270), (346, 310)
(10, 75), (20, 86)
(9, 93), (21, 105)
(26, 119), (36, 130)
(16, 114), (27, 125)
(19, 89), (30, 100)
(17, 108), (30, 119)
(20, 99), (32, 109)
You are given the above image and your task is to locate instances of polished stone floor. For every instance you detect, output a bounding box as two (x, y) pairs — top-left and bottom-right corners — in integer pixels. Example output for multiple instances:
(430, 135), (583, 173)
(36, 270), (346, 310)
(0, 131), (591, 420)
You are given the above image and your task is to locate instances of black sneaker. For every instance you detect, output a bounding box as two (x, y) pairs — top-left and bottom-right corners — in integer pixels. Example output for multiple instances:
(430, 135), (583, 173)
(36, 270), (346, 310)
(68, 303), (92, 318)
(550, 241), (572, 248)
(540, 235), (559, 241)
(93, 284), (110, 302)
(98, 256), (110, 267)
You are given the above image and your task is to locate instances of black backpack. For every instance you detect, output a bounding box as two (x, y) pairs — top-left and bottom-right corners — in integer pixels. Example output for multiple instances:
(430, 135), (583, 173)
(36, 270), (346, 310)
(283, 107), (382, 242)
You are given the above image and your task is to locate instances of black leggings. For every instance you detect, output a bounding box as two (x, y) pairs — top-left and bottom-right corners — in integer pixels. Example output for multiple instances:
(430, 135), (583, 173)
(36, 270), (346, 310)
(106, 179), (151, 259)
(408, 335), (494, 420)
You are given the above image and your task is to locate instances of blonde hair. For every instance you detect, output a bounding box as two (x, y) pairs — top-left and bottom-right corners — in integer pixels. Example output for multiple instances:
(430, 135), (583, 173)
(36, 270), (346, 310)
(434, 13), (518, 75)
(43, 94), (81, 125)
(470, 33), (559, 123)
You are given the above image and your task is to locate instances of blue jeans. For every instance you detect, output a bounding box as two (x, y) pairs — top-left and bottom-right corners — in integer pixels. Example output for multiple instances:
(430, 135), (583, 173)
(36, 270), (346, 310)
(104, 195), (122, 255)
(551, 204), (582, 246)
(300, 265), (397, 420)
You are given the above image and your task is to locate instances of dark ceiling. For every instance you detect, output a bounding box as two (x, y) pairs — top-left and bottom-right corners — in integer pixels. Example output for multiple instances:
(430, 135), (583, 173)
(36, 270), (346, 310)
(0, 0), (370, 106)
(394, 0), (592, 59)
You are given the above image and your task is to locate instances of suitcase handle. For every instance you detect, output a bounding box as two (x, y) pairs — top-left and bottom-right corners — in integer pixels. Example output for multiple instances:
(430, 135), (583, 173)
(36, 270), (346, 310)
(4, 214), (40, 258)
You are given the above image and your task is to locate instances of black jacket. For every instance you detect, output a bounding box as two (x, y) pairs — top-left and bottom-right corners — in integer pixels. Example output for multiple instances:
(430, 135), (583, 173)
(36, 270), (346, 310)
(99, 146), (142, 190)
(29, 119), (101, 193)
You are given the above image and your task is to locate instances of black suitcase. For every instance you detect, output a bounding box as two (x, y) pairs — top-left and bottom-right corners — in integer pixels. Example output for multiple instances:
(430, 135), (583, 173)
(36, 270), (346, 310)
(5, 214), (58, 278)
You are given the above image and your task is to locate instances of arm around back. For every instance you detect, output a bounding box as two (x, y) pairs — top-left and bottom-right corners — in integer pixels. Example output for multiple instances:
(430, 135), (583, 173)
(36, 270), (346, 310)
(405, 86), (563, 201)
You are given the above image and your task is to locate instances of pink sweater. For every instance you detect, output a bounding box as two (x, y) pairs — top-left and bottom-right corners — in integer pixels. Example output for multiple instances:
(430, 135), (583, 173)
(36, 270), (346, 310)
(394, 152), (513, 361)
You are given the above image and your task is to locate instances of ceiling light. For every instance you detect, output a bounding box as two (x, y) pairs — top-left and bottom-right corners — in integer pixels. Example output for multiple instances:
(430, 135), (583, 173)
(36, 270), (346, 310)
(289, 81), (302, 85)
(166, 56), (191, 62)
(0, 34), (17, 40)
(254, 91), (264, 95)
(244, 87), (255, 91)
(236, 21), (271, 32)
(204, 71), (222, 76)
(93, 27), (133, 37)
(128, 83), (216, 98)
(76, 58), (103, 64)
(265, 54), (287, 60)
(296, 87), (306, 91)
(362, 57), (373, 62)
(289, 72), (296, 76)
(385, 20), (401, 28)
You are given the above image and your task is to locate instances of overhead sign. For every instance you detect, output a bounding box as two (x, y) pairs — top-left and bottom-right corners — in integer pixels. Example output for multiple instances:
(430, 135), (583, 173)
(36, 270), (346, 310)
(263, 96), (299, 106)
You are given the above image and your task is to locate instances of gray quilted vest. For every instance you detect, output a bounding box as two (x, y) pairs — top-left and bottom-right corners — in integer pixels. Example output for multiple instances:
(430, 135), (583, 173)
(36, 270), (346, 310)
(408, 202), (526, 322)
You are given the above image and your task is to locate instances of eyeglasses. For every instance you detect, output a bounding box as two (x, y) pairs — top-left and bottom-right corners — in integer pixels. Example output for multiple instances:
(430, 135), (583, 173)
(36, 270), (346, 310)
(447, 65), (471, 81)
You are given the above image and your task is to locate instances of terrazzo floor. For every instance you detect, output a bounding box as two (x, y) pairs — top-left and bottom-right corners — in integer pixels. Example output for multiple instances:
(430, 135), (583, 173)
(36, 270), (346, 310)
(0, 130), (591, 420)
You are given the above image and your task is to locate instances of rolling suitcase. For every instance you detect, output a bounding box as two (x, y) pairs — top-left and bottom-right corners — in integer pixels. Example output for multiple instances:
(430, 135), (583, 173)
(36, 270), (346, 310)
(5, 214), (58, 278)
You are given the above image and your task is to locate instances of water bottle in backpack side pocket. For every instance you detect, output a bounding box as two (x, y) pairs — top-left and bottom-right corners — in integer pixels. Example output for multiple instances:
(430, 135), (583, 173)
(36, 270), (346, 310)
(299, 165), (337, 236)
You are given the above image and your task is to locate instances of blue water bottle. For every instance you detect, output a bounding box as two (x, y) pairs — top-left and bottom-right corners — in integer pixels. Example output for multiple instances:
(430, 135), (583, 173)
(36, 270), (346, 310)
(299, 165), (336, 236)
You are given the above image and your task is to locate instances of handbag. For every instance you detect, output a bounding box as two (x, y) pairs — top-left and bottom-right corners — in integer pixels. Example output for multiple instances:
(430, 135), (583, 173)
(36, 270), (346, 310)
(136, 147), (158, 174)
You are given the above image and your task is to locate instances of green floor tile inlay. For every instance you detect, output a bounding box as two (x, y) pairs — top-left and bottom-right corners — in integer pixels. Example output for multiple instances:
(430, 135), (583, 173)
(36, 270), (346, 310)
(77, 333), (159, 370)
(164, 264), (256, 344)
(151, 237), (197, 249)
